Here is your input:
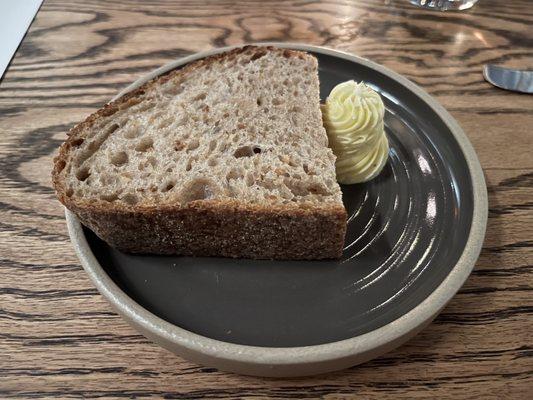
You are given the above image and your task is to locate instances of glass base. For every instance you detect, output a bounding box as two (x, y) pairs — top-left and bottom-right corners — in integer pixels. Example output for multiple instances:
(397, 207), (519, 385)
(410, 0), (478, 11)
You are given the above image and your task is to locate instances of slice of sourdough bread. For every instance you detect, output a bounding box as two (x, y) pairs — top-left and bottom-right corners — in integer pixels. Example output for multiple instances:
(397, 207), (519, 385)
(53, 46), (347, 259)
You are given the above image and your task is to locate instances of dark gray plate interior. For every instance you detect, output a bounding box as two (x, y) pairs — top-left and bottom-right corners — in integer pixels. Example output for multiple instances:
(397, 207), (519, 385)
(87, 51), (474, 347)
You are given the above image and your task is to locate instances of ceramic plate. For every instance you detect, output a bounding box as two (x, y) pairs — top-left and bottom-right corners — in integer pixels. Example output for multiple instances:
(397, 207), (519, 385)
(66, 43), (487, 377)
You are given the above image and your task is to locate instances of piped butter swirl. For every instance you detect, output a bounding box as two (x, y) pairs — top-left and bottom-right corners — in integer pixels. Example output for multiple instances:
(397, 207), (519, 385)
(322, 80), (389, 184)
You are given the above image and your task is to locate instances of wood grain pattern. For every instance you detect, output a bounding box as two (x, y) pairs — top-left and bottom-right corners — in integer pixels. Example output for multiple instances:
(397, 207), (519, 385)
(0, 0), (531, 398)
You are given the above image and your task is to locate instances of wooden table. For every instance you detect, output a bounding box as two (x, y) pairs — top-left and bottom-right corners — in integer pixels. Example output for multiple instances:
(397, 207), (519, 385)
(1, 0), (531, 398)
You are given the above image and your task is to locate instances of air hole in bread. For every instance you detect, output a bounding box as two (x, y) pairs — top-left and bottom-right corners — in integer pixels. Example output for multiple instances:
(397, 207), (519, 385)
(100, 193), (119, 202)
(290, 115), (300, 127)
(250, 51), (266, 61)
(121, 193), (138, 205)
(150, 110), (164, 121)
(185, 160), (192, 171)
(187, 138), (199, 151)
(234, 146), (255, 158)
(110, 151), (128, 166)
(180, 178), (216, 203)
(101, 106), (118, 118)
(272, 98), (283, 106)
(207, 157), (218, 167)
(99, 174), (118, 185)
(308, 183), (330, 196)
(227, 168), (243, 180)
(174, 140), (186, 151)
(245, 173), (254, 187)
(79, 123), (119, 163)
(120, 97), (142, 110)
(124, 126), (141, 139)
(147, 156), (157, 167)
(162, 180), (176, 192)
(176, 116), (188, 127)
(218, 142), (229, 152)
(76, 167), (90, 181)
(164, 84), (184, 97)
(66, 187), (74, 197)
(256, 97), (263, 107)
(120, 171), (133, 180)
(283, 180), (307, 197)
(253, 146), (261, 154)
(158, 117), (173, 129)
(135, 100), (154, 113)
(135, 137), (153, 152)
(56, 160), (66, 173)
(303, 163), (309, 173)
(72, 138), (84, 147)
(193, 93), (207, 101)
(209, 140), (217, 152)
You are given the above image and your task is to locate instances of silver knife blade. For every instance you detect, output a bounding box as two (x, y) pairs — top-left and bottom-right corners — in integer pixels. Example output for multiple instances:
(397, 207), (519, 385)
(483, 65), (533, 94)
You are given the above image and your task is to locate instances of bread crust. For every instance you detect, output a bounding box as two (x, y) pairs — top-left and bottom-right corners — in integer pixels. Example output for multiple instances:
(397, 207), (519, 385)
(53, 45), (347, 260)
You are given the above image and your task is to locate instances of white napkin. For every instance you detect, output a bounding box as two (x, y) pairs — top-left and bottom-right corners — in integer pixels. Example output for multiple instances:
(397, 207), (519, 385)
(0, 0), (43, 80)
